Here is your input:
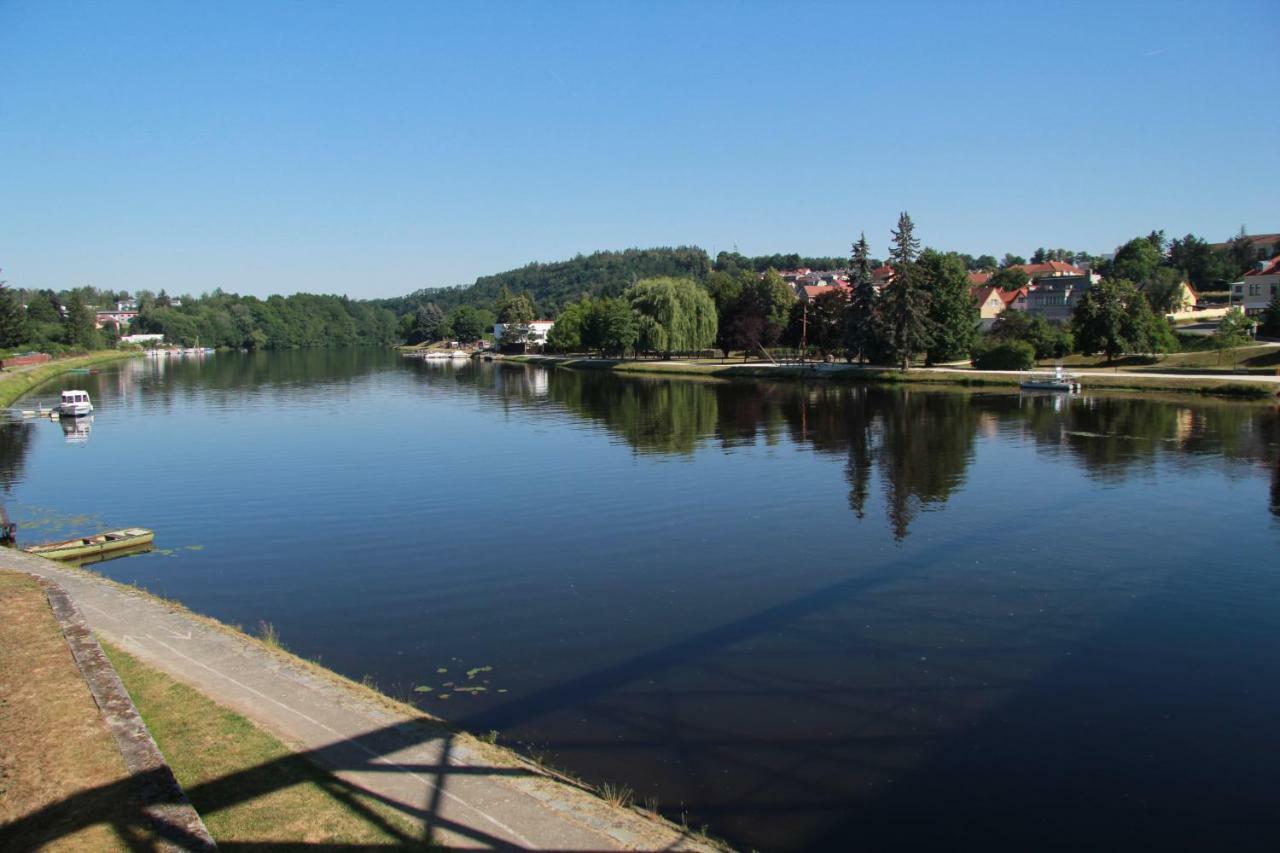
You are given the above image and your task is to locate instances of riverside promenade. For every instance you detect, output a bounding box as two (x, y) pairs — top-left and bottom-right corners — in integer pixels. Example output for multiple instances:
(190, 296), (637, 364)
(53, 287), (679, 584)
(4, 550), (715, 851)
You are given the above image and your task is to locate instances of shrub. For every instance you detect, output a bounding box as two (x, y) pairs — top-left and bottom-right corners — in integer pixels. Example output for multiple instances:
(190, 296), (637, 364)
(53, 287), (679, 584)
(972, 340), (1035, 370)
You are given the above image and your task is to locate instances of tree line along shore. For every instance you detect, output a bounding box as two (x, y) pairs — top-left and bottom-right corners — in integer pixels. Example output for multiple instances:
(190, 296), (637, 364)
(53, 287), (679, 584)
(4, 217), (1278, 369)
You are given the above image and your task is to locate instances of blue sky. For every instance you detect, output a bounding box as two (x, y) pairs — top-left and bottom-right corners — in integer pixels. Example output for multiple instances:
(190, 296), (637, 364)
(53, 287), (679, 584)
(2, 1), (1276, 299)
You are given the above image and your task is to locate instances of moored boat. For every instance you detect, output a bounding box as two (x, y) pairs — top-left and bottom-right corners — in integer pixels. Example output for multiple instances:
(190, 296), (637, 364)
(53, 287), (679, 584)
(1020, 366), (1082, 393)
(57, 389), (94, 417)
(24, 528), (155, 562)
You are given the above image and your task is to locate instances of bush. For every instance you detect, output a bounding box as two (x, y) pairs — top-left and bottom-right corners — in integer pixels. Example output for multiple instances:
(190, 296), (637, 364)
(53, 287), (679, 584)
(972, 340), (1035, 370)
(988, 311), (1073, 358)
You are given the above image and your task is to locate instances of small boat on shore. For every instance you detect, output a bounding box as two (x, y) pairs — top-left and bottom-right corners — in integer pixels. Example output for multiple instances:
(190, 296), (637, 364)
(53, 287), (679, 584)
(1020, 366), (1082, 393)
(421, 349), (471, 360)
(75, 542), (154, 567)
(57, 390), (94, 417)
(24, 528), (155, 562)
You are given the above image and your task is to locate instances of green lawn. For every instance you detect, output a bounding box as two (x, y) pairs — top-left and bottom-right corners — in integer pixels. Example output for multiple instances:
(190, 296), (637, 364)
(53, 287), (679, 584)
(102, 642), (435, 849)
(0, 351), (138, 408)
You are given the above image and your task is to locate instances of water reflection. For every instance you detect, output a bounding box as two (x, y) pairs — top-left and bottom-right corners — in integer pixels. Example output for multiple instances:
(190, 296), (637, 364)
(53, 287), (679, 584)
(474, 365), (1279, 535)
(60, 415), (93, 444)
(8, 353), (1278, 851)
(0, 419), (35, 493)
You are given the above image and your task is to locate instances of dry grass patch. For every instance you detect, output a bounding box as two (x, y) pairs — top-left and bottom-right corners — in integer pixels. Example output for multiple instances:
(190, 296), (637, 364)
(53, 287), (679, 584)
(101, 641), (434, 849)
(0, 571), (141, 851)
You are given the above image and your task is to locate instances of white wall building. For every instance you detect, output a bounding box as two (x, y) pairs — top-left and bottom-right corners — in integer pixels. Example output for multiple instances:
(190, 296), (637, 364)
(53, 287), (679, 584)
(493, 320), (555, 345)
(1232, 257), (1280, 315)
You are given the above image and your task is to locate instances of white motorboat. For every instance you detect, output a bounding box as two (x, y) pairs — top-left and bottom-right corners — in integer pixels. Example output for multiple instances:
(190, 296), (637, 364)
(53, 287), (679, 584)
(1020, 366), (1081, 393)
(57, 389), (94, 417)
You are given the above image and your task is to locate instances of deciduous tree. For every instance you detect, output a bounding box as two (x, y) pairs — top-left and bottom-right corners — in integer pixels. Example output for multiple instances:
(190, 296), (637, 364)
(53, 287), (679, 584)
(445, 305), (491, 342)
(989, 267), (1030, 292)
(1111, 237), (1162, 284)
(627, 277), (717, 358)
(546, 299), (588, 352)
(1168, 234), (1236, 290)
(62, 291), (98, 349)
(1072, 278), (1158, 361)
(808, 289), (849, 358)
(1260, 293), (1280, 338)
(921, 249), (978, 365)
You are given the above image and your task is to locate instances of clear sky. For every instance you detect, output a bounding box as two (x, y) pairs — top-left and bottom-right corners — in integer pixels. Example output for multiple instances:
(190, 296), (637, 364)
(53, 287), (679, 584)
(2, 1), (1276, 299)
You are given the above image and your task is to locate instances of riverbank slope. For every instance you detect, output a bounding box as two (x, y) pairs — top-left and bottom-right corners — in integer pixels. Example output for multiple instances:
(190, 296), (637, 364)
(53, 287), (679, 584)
(2, 549), (719, 851)
(0, 350), (139, 408)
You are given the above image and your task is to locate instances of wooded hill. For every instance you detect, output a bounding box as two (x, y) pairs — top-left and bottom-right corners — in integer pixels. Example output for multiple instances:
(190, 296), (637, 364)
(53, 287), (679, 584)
(371, 246), (872, 320)
(371, 247), (713, 318)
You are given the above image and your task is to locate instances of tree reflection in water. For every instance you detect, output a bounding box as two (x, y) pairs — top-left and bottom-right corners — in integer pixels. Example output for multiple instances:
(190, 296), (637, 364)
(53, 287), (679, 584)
(482, 365), (1279, 536)
(0, 419), (35, 494)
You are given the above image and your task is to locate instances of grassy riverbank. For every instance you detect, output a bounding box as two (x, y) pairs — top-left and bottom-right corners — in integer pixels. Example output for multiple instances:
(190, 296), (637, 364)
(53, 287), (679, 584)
(0, 350), (139, 408)
(505, 355), (1279, 400)
(31, 560), (725, 850)
(101, 642), (432, 848)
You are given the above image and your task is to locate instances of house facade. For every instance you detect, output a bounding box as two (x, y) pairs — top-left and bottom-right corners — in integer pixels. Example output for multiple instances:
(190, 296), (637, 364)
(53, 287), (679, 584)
(95, 309), (138, 329)
(970, 286), (1006, 330)
(969, 285), (1025, 330)
(1022, 275), (1091, 322)
(1233, 257), (1280, 315)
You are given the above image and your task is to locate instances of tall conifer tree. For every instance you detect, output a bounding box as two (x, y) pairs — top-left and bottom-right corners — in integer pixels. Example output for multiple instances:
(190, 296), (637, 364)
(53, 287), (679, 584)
(843, 233), (880, 364)
(0, 275), (29, 349)
(882, 212), (931, 370)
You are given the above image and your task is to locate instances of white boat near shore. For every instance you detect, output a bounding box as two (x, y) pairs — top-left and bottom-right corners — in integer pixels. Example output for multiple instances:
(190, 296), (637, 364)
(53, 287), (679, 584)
(1020, 366), (1082, 393)
(57, 389), (94, 417)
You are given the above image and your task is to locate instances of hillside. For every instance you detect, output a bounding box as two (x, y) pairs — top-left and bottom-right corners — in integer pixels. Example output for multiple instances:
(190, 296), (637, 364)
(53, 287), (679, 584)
(374, 246), (713, 318)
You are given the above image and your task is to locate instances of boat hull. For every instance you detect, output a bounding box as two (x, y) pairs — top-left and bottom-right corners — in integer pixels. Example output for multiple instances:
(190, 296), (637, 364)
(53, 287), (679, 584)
(24, 528), (154, 562)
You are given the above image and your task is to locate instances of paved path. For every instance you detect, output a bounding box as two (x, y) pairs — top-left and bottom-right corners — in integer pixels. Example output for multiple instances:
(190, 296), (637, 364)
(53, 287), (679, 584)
(6, 551), (712, 851)
(912, 365), (1280, 384)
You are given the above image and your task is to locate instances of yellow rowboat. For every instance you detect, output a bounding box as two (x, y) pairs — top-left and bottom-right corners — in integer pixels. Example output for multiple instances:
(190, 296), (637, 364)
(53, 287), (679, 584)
(24, 528), (155, 562)
(74, 543), (154, 568)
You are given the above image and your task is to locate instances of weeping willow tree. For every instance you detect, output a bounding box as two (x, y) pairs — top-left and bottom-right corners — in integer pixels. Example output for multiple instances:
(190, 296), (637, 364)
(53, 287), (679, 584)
(626, 276), (718, 358)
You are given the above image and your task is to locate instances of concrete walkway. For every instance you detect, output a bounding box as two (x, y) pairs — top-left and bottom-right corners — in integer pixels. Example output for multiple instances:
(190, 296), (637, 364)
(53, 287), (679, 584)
(911, 363), (1280, 383)
(5, 551), (713, 851)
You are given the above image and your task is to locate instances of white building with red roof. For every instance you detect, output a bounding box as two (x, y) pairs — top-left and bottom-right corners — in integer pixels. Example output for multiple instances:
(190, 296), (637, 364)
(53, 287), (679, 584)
(1233, 256), (1280, 315)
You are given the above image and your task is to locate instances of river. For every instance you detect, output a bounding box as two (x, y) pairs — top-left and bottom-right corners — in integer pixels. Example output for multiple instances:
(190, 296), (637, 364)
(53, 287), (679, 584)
(5, 349), (1279, 851)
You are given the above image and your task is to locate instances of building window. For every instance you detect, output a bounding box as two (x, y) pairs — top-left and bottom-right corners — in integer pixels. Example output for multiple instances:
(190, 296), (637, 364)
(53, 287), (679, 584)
(1248, 283), (1261, 296)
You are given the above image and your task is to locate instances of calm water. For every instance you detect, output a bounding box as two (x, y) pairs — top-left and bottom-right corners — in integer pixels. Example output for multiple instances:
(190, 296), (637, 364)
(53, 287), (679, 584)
(6, 350), (1280, 851)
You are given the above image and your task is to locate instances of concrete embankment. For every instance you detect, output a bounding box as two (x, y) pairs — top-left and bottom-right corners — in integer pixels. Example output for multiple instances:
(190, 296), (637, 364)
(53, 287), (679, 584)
(0, 350), (139, 408)
(505, 355), (1280, 399)
(2, 550), (720, 851)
